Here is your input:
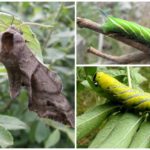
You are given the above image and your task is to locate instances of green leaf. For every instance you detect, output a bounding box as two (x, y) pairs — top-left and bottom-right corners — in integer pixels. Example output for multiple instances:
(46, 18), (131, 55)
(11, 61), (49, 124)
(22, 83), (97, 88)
(46, 48), (65, 63)
(24, 111), (38, 123)
(84, 67), (97, 76)
(0, 115), (28, 130)
(81, 80), (91, 89)
(99, 113), (143, 148)
(77, 104), (117, 140)
(89, 113), (121, 148)
(129, 121), (150, 148)
(44, 129), (60, 148)
(35, 121), (49, 143)
(0, 125), (13, 148)
(77, 82), (85, 92)
(42, 118), (74, 144)
(130, 68), (147, 88)
(0, 12), (43, 62)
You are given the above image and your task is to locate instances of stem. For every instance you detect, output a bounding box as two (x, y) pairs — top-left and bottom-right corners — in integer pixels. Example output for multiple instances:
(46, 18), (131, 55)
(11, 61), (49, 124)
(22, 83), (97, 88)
(127, 66), (132, 88)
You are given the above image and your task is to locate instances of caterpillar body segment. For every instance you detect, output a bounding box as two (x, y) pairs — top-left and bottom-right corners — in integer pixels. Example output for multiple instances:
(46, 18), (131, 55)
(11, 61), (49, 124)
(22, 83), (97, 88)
(93, 72), (150, 111)
(101, 16), (150, 46)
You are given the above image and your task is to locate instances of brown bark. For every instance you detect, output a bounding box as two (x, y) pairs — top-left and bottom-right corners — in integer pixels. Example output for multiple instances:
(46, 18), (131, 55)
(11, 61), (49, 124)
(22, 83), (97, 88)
(0, 26), (74, 127)
(87, 47), (149, 64)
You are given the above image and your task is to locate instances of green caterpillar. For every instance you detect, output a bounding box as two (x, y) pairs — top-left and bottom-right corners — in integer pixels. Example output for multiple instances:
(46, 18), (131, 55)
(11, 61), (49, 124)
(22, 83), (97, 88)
(101, 16), (150, 46)
(93, 72), (150, 111)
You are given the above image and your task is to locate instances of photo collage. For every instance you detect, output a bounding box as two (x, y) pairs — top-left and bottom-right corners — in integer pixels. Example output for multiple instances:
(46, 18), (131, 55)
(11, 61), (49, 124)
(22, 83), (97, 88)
(0, 1), (150, 149)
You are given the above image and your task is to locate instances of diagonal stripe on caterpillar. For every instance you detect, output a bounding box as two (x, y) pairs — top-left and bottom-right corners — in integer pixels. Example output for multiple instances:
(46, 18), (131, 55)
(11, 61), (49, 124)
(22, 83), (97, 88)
(93, 72), (150, 111)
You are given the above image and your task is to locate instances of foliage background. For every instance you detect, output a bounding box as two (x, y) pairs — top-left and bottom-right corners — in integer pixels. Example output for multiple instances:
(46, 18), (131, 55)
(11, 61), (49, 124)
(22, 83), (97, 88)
(0, 2), (74, 148)
(77, 2), (150, 64)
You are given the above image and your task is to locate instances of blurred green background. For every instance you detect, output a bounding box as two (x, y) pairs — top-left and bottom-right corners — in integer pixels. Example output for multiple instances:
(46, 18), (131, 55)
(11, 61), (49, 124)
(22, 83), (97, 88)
(0, 2), (74, 148)
(77, 2), (150, 64)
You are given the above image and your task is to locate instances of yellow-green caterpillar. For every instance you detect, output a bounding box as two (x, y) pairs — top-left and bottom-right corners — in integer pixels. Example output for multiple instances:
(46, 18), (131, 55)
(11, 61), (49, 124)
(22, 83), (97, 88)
(101, 16), (150, 46)
(93, 72), (150, 111)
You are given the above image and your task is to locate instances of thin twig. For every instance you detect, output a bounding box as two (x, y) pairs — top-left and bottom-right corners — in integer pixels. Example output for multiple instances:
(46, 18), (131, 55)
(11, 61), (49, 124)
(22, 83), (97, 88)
(87, 47), (149, 64)
(77, 17), (150, 54)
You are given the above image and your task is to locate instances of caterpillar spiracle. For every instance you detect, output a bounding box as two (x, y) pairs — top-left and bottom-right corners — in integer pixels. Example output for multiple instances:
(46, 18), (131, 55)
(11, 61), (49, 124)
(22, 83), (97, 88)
(101, 16), (150, 46)
(93, 72), (150, 111)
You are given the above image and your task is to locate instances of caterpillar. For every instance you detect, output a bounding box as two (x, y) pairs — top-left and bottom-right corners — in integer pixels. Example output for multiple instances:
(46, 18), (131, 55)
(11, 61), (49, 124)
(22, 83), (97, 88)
(93, 72), (150, 111)
(101, 16), (150, 46)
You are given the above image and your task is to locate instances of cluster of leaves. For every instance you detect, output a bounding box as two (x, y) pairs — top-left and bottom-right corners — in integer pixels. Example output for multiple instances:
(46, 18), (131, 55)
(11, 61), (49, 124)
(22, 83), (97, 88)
(0, 2), (74, 148)
(0, 115), (28, 147)
(77, 66), (150, 148)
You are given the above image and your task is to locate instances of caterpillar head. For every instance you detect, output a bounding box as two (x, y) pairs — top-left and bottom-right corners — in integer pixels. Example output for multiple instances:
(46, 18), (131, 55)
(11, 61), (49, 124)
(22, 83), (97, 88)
(93, 72), (118, 89)
(93, 73), (98, 86)
(93, 72), (105, 87)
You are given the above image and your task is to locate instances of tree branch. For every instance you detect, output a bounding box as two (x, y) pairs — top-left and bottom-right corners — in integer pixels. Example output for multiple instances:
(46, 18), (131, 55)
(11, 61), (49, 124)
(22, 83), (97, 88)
(77, 17), (150, 54)
(87, 47), (149, 64)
